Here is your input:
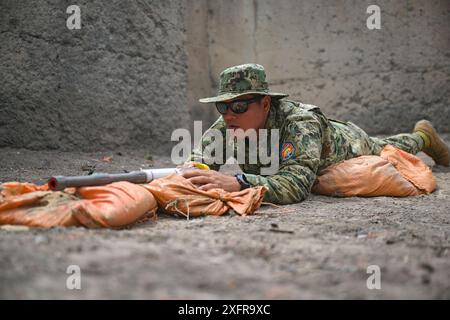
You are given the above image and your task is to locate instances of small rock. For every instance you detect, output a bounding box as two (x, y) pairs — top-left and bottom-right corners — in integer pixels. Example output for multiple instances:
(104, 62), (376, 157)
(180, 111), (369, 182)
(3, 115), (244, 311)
(34, 235), (48, 245)
(386, 238), (396, 245)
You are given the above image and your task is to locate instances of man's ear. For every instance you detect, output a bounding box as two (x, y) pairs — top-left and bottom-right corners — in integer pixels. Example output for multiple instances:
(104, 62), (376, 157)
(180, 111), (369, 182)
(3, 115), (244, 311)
(263, 95), (271, 113)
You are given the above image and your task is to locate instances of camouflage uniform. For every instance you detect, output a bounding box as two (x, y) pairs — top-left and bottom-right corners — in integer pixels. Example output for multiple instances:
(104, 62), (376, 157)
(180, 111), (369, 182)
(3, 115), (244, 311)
(191, 64), (424, 204)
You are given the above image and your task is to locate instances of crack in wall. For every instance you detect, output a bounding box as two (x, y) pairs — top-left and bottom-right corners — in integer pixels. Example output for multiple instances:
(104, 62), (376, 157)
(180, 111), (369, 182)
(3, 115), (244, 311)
(253, 0), (258, 62)
(206, 0), (217, 91)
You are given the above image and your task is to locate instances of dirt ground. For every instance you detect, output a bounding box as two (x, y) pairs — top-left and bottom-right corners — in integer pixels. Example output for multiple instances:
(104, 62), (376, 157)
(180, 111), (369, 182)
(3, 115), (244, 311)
(1, 140), (449, 299)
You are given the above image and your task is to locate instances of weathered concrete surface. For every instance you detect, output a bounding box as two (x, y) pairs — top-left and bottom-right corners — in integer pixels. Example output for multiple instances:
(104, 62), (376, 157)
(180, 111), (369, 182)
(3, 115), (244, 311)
(0, 0), (189, 153)
(0, 143), (449, 299)
(184, 0), (216, 134)
(1, 0), (448, 153)
(200, 0), (450, 134)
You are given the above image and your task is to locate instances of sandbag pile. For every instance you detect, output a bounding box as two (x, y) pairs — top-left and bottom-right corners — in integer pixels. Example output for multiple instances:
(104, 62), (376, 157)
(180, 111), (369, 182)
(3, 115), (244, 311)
(0, 175), (267, 228)
(0, 145), (437, 228)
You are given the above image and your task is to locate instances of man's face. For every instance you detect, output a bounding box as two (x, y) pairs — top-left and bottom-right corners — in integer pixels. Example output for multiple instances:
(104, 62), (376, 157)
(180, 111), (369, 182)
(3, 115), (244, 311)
(219, 95), (271, 135)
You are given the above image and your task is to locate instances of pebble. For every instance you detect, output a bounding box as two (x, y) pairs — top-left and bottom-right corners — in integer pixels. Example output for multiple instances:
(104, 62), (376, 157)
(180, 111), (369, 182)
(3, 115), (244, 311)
(34, 235), (49, 245)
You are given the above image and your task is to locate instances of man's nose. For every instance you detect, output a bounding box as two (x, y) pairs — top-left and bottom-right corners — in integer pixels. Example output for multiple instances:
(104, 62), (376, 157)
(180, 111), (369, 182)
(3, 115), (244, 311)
(222, 108), (237, 121)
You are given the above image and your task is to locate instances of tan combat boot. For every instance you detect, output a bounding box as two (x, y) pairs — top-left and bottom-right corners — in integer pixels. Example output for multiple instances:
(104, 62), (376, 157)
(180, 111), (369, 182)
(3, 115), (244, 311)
(414, 120), (450, 166)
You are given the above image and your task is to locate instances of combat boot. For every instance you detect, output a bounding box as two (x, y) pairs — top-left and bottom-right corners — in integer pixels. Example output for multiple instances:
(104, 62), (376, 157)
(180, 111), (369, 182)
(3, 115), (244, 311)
(414, 120), (449, 166)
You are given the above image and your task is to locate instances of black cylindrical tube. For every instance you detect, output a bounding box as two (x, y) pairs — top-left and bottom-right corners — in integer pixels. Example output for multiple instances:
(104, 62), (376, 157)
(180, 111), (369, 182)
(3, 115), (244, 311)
(48, 171), (148, 190)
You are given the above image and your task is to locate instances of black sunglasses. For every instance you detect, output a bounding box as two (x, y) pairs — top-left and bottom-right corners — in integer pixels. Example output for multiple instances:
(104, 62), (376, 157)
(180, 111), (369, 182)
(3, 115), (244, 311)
(215, 96), (263, 115)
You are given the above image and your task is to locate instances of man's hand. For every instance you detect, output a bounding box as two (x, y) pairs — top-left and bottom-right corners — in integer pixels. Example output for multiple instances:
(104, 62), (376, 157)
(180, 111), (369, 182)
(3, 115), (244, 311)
(180, 168), (241, 192)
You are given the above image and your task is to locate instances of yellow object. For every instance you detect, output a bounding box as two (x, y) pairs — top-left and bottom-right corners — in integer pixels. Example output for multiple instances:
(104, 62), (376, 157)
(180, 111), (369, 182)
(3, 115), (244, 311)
(194, 163), (210, 170)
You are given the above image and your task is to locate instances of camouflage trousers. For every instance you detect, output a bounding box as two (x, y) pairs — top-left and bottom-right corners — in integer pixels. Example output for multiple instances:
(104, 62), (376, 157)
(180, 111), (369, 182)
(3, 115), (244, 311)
(369, 133), (424, 155)
(331, 120), (424, 158)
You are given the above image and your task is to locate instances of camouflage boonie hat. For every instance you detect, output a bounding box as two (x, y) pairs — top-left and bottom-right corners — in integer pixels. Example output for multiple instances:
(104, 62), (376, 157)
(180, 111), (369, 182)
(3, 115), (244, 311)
(199, 63), (289, 103)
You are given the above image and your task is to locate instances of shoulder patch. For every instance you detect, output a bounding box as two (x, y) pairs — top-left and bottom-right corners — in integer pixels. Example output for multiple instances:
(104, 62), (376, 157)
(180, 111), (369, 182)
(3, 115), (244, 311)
(281, 142), (295, 161)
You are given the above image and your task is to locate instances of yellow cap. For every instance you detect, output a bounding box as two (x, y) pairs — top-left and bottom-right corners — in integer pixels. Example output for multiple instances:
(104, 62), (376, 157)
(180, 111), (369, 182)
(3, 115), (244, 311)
(194, 163), (210, 170)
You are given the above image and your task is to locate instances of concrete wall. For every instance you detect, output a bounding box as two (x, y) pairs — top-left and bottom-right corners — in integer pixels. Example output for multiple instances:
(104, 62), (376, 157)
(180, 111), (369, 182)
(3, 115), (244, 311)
(0, 0), (189, 152)
(192, 0), (450, 134)
(184, 0), (216, 133)
(1, 0), (449, 153)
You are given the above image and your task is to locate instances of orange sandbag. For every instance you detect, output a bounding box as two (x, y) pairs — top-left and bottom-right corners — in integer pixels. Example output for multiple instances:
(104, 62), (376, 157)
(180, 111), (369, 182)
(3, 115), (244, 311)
(0, 182), (157, 228)
(312, 145), (436, 197)
(142, 174), (267, 217)
(380, 145), (436, 194)
(0, 182), (49, 199)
